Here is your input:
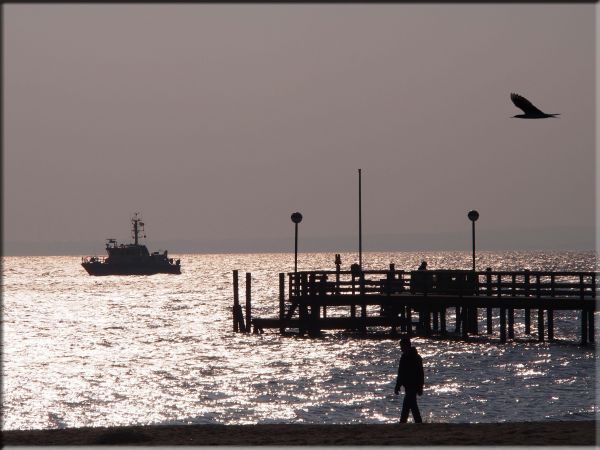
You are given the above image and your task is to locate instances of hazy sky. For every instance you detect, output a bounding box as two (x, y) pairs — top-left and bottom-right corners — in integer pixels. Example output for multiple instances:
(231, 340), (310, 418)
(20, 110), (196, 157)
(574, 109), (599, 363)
(4, 4), (597, 255)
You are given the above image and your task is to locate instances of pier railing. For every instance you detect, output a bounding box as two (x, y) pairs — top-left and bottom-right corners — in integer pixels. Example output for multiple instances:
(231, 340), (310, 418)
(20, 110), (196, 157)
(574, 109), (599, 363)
(287, 268), (596, 300)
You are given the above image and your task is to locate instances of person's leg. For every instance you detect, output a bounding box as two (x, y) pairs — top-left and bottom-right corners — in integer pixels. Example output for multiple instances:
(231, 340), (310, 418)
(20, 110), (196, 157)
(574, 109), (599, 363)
(411, 397), (422, 423)
(400, 394), (410, 423)
(405, 389), (422, 423)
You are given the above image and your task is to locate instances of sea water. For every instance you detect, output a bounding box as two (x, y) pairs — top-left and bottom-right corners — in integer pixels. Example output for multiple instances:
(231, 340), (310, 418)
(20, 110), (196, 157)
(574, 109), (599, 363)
(2, 251), (597, 430)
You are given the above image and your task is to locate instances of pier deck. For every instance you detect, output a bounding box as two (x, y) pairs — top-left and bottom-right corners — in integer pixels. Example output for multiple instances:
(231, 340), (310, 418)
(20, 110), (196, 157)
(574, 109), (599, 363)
(232, 267), (597, 345)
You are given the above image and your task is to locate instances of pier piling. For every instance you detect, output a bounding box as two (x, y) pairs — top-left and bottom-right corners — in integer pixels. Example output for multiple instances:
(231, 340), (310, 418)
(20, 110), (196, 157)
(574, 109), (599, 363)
(279, 273), (285, 334)
(455, 307), (461, 334)
(360, 274), (367, 336)
(351, 274), (357, 320)
(525, 270), (531, 334)
(233, 270), (240, 332)
(245, 273), (252, 333)
(486, 269), (493, 334)
(440, 307), (447, 335)
(500, 307), (507, 343)
(581, 310), (588, 346)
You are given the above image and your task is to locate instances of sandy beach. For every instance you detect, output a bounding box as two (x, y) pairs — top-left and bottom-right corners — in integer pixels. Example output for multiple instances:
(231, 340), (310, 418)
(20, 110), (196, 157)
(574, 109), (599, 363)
(2, 421), (597, 446)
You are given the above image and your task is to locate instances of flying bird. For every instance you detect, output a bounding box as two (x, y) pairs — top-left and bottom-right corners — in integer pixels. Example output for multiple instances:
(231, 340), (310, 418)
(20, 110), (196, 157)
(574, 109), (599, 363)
(510, 93), (560, 118)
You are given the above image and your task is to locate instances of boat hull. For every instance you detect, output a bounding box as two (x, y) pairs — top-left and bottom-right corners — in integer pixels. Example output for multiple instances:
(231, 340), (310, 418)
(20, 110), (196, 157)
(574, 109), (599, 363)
(82, 262), (181, 276)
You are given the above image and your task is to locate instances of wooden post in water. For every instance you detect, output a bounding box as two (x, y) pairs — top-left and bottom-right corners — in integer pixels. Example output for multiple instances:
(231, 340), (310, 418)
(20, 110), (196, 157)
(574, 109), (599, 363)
(455, 307), (461, 334)
(351, 274), (357, 320)
(524, 270), (531, 334)
(500, 307), (507, 343)
(424, 305), (432, 337)
(536, 309), (544, 342)
(467, 274), (478, 335)
(388, 263), (397, 335)
(319, 274), (327, 319)
(486, 269), (493, 334)
(360, 272), (367, 336)
(497, 274), (504, 342)
(461, 306), (468, 340)
(299, 273), (308, 336)
(233, 270), (240, 332)
(538, 309), (545, 342)
(547, 309), (554, 341)
(245, 273), (252, 333)
(547, 274), (555, 341)
(581, 310), (588, 346)
(279, 273), (285, 334)
(440, 305), (447, 336)
(537, 274), (544, 342)
(591, 274), (596, 343)
(310, 301), (320, 337)
(420, 272), (430, 336)
(335, 254), (341, 294)
(508, 274), (515, 339)
(299, 303), (308, 337)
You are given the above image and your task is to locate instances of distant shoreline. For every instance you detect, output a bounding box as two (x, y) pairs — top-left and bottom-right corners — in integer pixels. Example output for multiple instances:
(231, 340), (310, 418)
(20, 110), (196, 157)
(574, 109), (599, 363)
(3, 249), (597, 258)
(2, 421), (597, 446)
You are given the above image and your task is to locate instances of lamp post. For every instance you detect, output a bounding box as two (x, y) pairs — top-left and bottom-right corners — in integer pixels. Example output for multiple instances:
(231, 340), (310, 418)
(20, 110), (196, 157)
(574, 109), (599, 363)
(291, 212), (303, 273)
(467, 210), (479, 271)
(358, 168), (362, 270)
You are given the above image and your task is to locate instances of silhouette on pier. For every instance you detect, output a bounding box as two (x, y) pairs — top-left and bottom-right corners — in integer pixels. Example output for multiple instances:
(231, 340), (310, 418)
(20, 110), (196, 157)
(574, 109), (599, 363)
(510, 93), (559, 119)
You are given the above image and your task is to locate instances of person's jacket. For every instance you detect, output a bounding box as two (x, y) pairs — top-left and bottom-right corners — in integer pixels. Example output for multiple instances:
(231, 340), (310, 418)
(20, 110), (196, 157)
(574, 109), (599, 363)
(395, 347), (424, 392)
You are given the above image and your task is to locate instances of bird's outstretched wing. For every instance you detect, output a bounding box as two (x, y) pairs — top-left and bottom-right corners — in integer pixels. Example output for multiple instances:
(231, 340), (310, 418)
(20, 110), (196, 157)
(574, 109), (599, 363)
(510, 93), (545, 115)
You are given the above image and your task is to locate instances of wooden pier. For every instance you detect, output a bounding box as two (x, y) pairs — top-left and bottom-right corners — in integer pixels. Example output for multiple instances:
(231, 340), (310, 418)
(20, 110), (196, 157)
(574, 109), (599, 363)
(232, 267), (597, 345)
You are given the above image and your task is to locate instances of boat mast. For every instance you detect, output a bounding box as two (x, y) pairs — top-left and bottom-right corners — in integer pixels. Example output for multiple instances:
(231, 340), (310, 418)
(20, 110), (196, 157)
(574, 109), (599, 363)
(131, 213), (146, 245)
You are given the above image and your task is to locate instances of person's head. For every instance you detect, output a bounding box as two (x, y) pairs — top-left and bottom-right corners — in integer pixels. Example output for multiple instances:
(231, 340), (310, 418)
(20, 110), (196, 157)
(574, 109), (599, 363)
(400, 335), (411, 353)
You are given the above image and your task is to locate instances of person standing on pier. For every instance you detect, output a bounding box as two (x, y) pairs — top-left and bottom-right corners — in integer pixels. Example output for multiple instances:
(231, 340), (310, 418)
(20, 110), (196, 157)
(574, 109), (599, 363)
(394, 336), (424, 423)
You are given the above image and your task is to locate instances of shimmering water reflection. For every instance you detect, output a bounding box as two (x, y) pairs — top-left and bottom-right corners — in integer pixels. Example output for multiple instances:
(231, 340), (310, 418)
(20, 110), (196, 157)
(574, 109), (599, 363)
(2, 251), (597, 430)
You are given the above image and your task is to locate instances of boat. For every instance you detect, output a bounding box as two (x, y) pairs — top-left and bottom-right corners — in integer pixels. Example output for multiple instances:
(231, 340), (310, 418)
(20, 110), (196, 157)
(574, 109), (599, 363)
(81, 213), (181, 275)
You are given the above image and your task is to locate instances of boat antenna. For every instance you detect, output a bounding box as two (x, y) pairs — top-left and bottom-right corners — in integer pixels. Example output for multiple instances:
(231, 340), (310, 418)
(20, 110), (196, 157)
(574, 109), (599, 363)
(132, 212), (146, 245)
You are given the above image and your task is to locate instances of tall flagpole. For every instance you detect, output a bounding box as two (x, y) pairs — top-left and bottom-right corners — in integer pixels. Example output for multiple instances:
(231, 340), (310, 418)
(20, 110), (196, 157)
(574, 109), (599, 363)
(358, 168), (362, 270)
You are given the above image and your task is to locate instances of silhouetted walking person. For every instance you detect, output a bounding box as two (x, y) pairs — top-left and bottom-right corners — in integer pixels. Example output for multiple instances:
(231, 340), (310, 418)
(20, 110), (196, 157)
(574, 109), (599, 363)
(510, 93), (560, 119)
(394, 336), (424, 423)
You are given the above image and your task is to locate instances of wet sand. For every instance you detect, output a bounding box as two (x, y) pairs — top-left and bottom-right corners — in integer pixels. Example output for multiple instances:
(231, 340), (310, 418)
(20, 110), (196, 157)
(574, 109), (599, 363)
(2, 421), (597, 446)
